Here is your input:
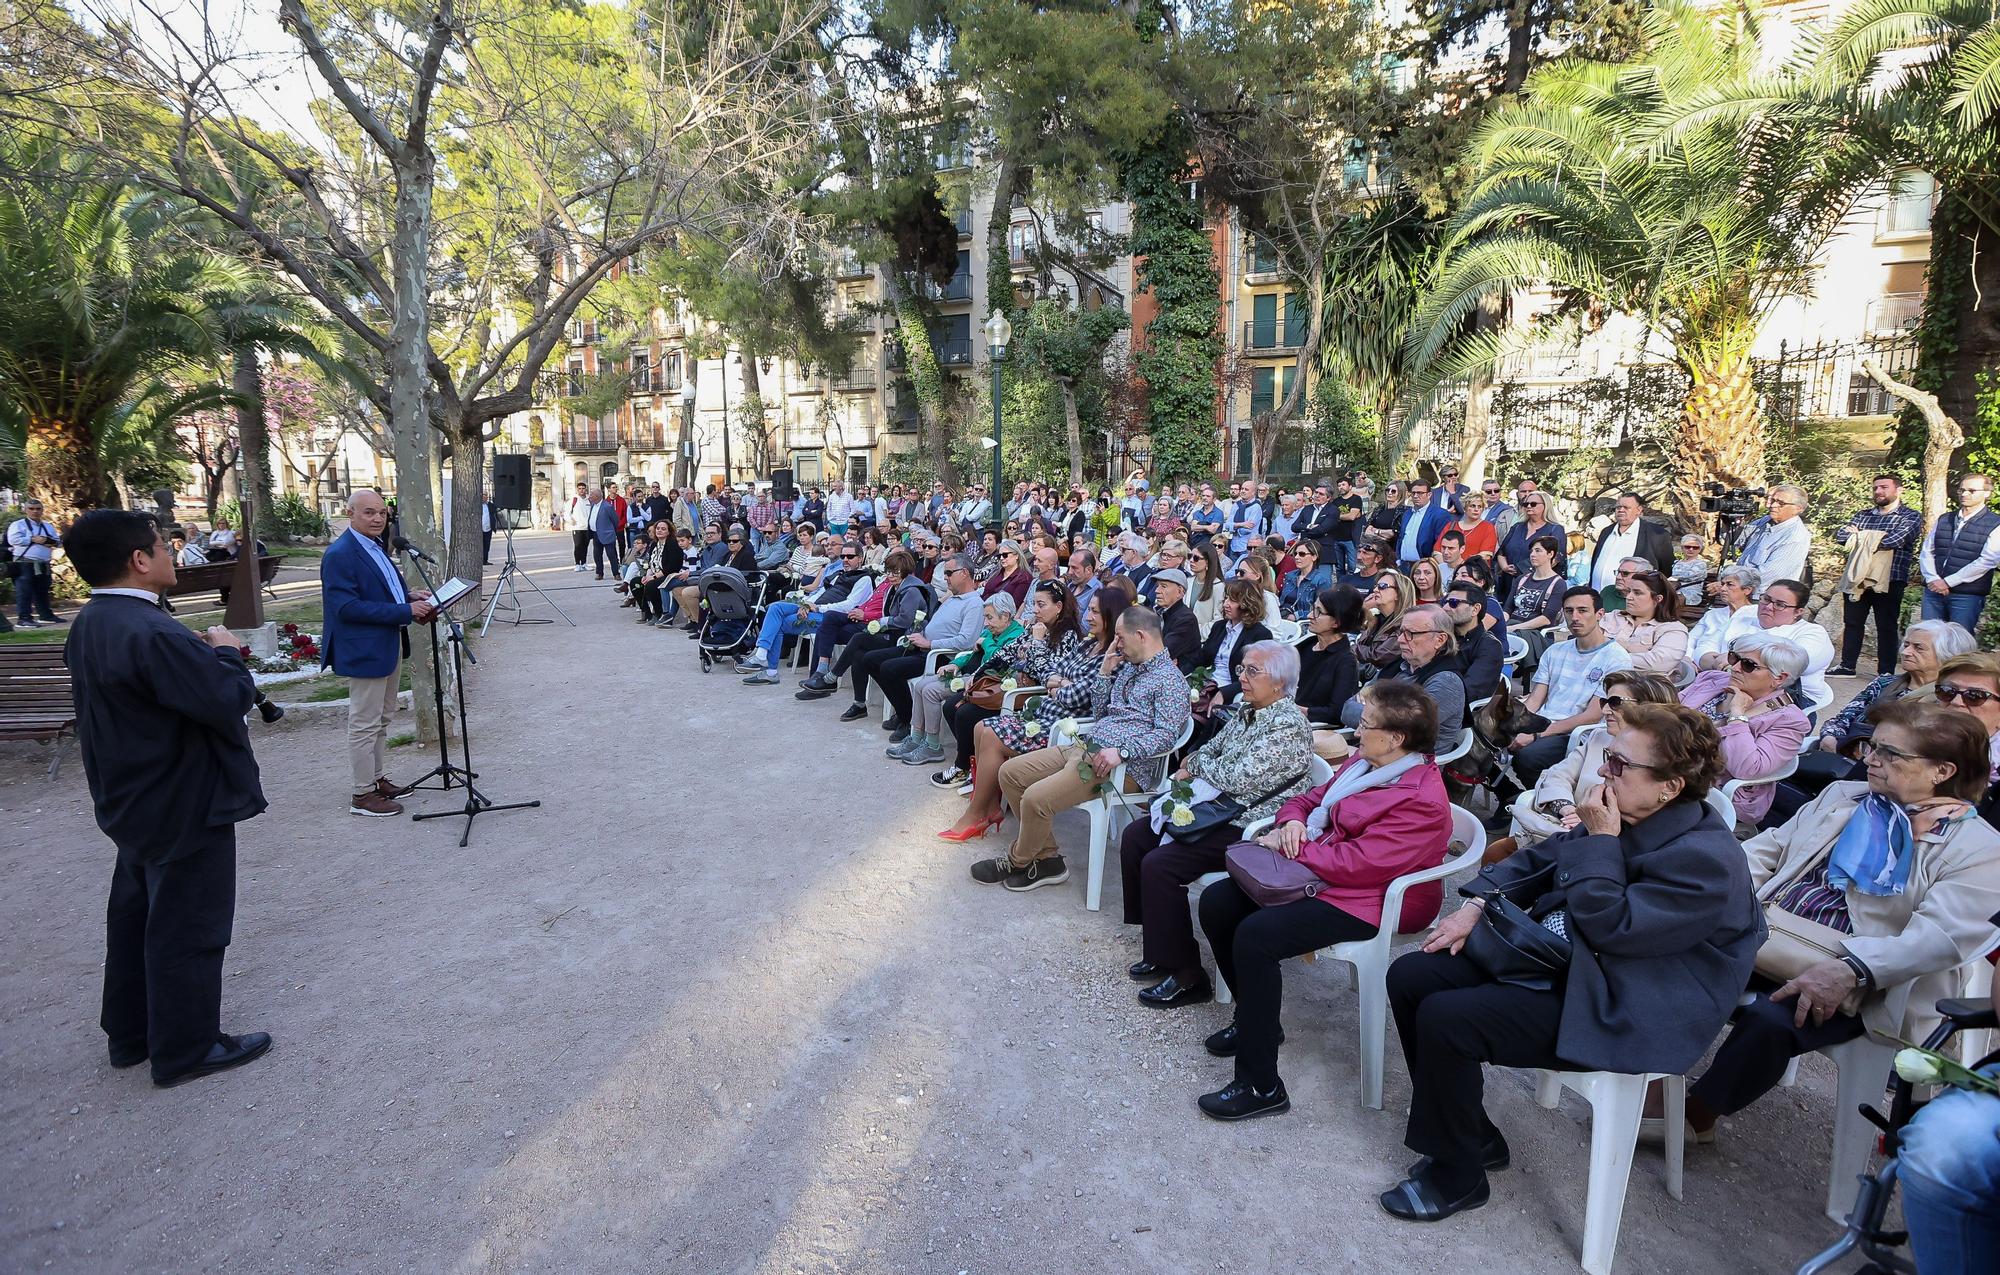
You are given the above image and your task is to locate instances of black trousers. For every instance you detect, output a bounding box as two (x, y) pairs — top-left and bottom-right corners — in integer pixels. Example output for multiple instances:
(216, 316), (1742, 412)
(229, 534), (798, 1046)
(1122, 820), (1239, 976)
(813, 612), (865, 665)
(1840, 582), (1906, 674)
(635, 581), (665, 619)
(15, 561), (57, 621)
(1387, 949), (1567, 1170)
(481, 530), (492, 564)
(871, 652), (929, 720)
(838, 632), (896, 697)
(102, 832), (237, 1082)
(1688, 983), (1866, 1116)
(1199, 878), (1374, 1089)
(571, 530), (592, 565)
(1512, 732), (1573, 786)
(591, 536), (621, 576)
(947, 696), (998, 766)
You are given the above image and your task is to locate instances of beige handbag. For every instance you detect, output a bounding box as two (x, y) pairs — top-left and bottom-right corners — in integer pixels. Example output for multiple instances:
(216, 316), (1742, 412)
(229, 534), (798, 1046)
(1754, 903), (1850, 985)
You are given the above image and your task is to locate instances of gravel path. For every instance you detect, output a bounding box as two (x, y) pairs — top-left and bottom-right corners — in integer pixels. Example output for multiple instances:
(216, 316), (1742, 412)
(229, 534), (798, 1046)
(1, 531), (1865, 1273)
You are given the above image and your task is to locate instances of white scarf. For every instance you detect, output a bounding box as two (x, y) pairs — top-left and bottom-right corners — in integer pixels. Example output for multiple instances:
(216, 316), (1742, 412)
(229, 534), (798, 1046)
(1303, 753), (1425, 839)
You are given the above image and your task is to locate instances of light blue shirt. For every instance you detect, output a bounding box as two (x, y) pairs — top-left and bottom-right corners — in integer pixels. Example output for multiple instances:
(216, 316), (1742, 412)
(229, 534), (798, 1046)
(1736, 515), (1811, 590)
(921, 590), (987, 654)
(347, 528), (408, 603)
(1399, 500), (1429, 563)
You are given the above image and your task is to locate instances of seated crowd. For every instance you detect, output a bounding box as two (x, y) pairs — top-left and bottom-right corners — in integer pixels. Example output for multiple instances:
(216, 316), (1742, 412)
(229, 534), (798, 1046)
(615, 470), (2000, 1258)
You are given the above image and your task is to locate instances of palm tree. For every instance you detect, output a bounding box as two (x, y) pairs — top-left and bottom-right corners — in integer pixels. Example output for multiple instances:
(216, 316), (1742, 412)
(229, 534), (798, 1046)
(0, 138), (246, 523)
(1405, 2), (1890, 521)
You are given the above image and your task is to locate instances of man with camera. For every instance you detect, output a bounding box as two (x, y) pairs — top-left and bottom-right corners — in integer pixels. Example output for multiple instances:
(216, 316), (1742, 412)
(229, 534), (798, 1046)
(8, 496), (64, 627)
(64, 509), (271, 1087)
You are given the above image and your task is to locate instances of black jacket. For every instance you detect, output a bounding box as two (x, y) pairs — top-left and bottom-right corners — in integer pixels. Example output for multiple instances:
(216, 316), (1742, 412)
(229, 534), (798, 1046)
(1457, 623), (1505, 704)
(64, 594), (266, 862)
(1294, 501), (1339, 549)
(1591, 519), (1675, 580)
(1297, 636), (1360, 726)
(1157, 600), (1203, 672)
(1470, 798), (1760, 1074)
(1198, 619), (1274, 687)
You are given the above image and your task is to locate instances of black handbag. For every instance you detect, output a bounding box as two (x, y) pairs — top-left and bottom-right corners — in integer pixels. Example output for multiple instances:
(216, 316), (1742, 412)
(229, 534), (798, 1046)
(1461, 890), (1573, 991)
(1170, 769), (1309, 842)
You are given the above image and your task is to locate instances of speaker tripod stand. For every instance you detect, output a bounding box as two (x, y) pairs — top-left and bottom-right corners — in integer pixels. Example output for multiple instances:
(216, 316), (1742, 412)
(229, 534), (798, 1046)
(479, 520), (573, 636)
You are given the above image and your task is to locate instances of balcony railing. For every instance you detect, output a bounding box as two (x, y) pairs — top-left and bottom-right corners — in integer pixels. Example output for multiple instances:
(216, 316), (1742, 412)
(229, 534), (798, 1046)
(832, 368), (877, 391)
(627, 422), (667, 450)
(954, 209), (972, 237)
(1242, 321), (1305, 353)
(560, 425), (620, 451)
(935, 338), (974, 367)
(916, 271), (973, 303)
(535, 367), (679, 401)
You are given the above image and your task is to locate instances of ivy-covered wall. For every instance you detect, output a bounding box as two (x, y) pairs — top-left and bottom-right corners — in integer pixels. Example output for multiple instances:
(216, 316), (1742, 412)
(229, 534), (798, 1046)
(1123, 127), (1222, 483)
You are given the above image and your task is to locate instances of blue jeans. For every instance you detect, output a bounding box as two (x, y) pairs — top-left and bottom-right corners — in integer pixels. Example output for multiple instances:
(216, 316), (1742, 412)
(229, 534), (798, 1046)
(1919, 588), (1987, 632)
(1328, 539), (1356, 575)
(1899, 1075), (2000, 1275)
(753, 602), (816, 670)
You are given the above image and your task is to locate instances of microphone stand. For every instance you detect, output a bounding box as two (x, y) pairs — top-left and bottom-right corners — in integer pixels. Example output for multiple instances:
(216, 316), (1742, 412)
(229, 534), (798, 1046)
(398, 545), (469, 795)
(398, 542), (540, 845)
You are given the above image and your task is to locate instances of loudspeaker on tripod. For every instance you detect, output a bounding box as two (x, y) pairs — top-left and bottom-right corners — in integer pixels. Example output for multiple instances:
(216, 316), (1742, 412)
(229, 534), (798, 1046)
(492, 454), (531, 511)
(771, 467), (795, 504)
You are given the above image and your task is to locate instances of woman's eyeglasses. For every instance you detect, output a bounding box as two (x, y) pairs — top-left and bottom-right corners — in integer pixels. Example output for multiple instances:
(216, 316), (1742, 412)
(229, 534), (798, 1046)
(1600, 750), (1664, 778)
(1859, 738), (1922, 765)
(1936, 683), (1998, 707)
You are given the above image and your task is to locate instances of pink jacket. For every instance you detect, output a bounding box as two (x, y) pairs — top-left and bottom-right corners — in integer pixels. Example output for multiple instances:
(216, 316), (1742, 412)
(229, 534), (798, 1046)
(1679, 669), (1812, 823)
(1271, 758), (1454, 931)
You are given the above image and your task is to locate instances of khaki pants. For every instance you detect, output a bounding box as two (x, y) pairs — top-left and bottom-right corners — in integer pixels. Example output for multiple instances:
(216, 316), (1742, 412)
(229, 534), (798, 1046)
(672, 583), (702, 625)
(998, 743), (1112, 869)
(348, 673), (397, 795)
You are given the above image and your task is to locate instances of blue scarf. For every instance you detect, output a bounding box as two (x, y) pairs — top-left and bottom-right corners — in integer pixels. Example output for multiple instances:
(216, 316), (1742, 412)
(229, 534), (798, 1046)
(1827, 792), (1915, 897)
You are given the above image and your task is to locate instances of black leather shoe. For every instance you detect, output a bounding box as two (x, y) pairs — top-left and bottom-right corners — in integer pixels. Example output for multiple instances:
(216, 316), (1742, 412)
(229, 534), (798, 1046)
(153, 1031), (272, 1088)
(1379, 1166), (1491, 1222)
(838, 703), (869, 722)
(1406, 1129), (1511, 1178)
(108, 1043), (147, 1069)
(1197, 1079), (1290, 1121)
(1127, 960), (1161, 981)
(1203, 1024), (1283, 1057)
(881, 715), (906, 733)
(1138, 973), (1213, 1009)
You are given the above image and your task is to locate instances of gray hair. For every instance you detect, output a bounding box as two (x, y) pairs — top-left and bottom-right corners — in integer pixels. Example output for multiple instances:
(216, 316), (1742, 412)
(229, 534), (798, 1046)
(1905, 618), (1978, 661)
(984, 591), (1018, 620)
(941, 553), (974, 581)
(1734, 632), (1806, 680)
(1619, 556), (1651, 574)
(1771, 483), (1808, 508)
(1717, 564), (1761, 594)
(1243, 639), (1299, 695)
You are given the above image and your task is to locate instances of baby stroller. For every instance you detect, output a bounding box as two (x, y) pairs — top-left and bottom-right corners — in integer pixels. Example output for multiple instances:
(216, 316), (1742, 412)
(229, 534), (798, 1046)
(1796, 995), (1998, 1275)
(695, 566), (764, 672)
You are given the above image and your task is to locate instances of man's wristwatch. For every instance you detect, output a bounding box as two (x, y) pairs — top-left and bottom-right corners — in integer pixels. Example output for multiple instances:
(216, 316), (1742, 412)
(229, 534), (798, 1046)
(1839, 953), (1874, 988)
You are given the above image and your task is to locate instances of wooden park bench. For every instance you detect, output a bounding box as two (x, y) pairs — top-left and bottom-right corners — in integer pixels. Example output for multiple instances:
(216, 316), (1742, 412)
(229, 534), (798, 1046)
(165, 554), (283, 606)
(0, 645), (76, 777)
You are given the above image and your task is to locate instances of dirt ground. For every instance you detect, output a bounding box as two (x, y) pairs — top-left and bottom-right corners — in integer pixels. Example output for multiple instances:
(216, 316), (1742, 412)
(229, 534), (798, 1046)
(2, 531), (1871, 1274)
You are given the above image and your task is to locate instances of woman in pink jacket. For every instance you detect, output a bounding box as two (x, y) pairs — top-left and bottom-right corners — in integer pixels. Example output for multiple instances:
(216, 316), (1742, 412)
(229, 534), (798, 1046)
(1194, 679), (1455, 1121)
(1677, 631), (1812, 827)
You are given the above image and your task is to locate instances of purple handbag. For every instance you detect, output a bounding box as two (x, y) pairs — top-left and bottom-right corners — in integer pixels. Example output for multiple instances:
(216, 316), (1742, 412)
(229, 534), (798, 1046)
(1224, 840), (1327, 907)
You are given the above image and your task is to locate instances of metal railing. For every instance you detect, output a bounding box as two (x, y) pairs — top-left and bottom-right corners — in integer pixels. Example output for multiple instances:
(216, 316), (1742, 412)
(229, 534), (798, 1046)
(935, 338), (974, 366)
(560, 425), (620, 451)
(1242, 321), (1305, 353)
(832, 368), (878, 391)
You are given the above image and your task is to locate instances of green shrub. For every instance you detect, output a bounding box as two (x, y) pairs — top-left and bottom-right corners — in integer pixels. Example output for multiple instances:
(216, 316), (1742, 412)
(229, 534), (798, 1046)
(270, 492), (329, 540)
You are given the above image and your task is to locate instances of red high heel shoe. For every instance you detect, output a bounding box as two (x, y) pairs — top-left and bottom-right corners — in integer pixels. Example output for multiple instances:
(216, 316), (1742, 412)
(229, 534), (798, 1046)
(937, 814), (1003, 843)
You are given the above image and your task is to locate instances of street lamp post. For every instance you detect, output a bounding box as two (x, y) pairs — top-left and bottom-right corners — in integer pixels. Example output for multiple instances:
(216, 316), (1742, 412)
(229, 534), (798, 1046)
(984, 310), (1011, 517)
(721, 353), (736, 486)
(679, 378), (697, 488)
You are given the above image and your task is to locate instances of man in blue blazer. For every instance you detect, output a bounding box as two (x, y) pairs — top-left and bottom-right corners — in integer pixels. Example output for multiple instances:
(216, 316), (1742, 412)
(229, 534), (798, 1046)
(321, 490), (434, 817)
(1396, 478), (1455, 573)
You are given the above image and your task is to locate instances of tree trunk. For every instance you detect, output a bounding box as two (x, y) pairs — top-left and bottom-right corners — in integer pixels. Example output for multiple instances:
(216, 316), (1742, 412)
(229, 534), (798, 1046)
(389, 152), (442, 747)
(1670, 346), (1763, 527)
(1863, 358), (1963, 534)
(444, 411), (487, 593)
(234, 345), (276, 539)
(1060, 376), (1084, 487)
(985, 157), (1020, 319)
(673, 361), (696, 488)
(24, 414), (105, 526)
(739, 346), (764, 478)
(1940, 199), (1999, 433)
(884, 271), (960, 485)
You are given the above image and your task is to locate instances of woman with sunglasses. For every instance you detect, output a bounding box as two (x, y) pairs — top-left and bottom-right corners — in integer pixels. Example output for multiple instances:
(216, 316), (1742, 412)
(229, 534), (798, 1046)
(1233, 553), (1284, 628)
(1599, 569), (1690, 674)
(1662, 700), (2000, 1147)
(1186, 539), (1226, 630)
(1931, 652), (2000, 829)
(981, 539), (1034, 608)
(1277, 540), (1333, 622)
(1386, 703), (1757, 1221)
(1677, 633), (1812, 825)
(1489, 670), (1678, 863)
(1355, 572), (1416, 675)
(1367, 481), (1406, 541)
(1496, 491), (1563, 603)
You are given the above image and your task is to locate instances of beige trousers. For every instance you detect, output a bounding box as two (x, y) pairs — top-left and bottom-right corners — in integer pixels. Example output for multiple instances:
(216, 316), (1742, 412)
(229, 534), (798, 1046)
(998, 743), (1107, 869)
(348, 673), (397, 795)
(672, 584), (702, 625)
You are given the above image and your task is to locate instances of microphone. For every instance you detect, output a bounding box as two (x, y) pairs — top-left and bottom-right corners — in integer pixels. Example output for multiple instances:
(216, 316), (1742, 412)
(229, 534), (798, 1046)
(391, 535), (437, 564)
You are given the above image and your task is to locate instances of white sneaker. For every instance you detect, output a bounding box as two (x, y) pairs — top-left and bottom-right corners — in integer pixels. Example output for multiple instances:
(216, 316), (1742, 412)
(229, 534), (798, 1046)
(572, 564), (587, 572)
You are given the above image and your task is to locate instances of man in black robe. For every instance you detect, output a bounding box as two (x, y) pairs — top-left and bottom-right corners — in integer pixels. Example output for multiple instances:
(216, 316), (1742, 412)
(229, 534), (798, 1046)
(62, 509), (271, 1087)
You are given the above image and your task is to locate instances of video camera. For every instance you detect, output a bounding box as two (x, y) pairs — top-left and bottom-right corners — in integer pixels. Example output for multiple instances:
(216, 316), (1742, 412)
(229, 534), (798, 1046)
(1700, 482), (1766, 546)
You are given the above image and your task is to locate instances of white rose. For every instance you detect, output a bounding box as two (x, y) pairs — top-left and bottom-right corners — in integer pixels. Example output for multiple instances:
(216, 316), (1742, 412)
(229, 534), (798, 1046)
(915, 610), (927, 622)
(1190, 688), (1202, 701)
(1024, 721), (1042, 737)
(1169, 804), (1196, 827)
(1056, 717), (1079, 735)
(951, 677), (967, 691)
(867, 620), (882, 634)
(1894, 1047), (1944, 1086)
(1000, 677), (1018, 692)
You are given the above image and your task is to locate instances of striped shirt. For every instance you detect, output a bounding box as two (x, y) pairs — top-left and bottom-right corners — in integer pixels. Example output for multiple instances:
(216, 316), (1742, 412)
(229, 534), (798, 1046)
(1771, 861), (1854, 933)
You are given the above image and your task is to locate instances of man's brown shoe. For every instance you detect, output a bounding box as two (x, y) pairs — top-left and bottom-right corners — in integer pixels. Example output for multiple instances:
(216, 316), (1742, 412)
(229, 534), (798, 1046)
(374, 776), (414, 798)
(350, 791), (404, 817)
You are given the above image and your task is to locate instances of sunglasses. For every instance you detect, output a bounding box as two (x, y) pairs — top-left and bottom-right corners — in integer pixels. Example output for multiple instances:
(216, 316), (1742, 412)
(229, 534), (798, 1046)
(1604, 694), (1631, 710)
(1599, 750), (1664, 778)
(840, 552), (860, 560)
(1443, 596), (1476, 608)
(1521, 499), (1544, 507)
(1728, 653), (1767, 674)
(1936, 683), (1998, 707)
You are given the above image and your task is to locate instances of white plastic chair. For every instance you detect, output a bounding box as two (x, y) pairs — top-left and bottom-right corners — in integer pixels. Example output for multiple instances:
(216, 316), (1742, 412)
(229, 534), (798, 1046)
(1267, 615), (1302, 643)
(877, 648), (953, 722)
(1531, 1068), (1686, 1275)
(1503, 632), (1527, 675)
(1079, 716), (1195, 911)
(1199, 806), (1488, 1112)
(1717, 752), (1798, 810)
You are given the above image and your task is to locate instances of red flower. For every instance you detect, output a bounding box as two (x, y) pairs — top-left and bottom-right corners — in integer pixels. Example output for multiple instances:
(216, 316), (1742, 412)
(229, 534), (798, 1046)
(237, 646), (252, 658)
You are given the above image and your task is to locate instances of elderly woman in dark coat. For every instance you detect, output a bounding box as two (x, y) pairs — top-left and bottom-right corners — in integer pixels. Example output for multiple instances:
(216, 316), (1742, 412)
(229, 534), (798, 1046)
(1378, 702), (1760, 1222)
